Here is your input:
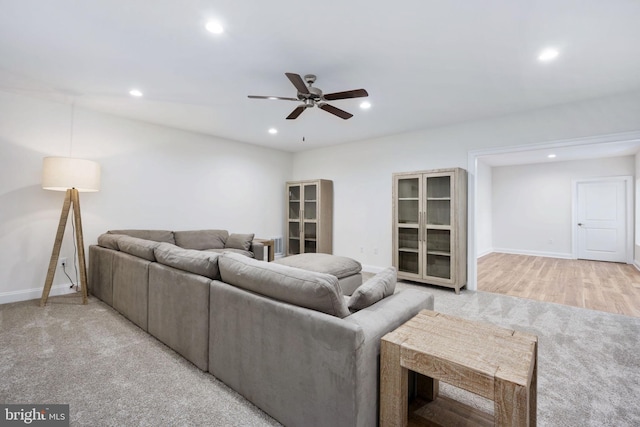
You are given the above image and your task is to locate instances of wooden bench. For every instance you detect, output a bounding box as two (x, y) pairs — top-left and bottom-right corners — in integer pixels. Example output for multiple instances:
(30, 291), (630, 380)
(380, 310), (538, 426)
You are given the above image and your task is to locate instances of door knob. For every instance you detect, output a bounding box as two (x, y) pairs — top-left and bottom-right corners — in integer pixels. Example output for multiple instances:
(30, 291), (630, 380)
(578, 223), (583, 226)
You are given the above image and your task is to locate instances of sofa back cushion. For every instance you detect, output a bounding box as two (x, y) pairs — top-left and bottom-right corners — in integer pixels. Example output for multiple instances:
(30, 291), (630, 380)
(117, 236), (161, 262)
(174, 230), (228, 250)
(107, 229), (175, 245)
(347, 267), (397, 311)
(218, 252), (350, 318)
(97, 233), (121, 250)
(225, 233), (255, 251)
(154, 243), (221, 279)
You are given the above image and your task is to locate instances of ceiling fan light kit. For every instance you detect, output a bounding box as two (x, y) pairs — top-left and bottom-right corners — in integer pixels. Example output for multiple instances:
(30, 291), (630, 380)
(248, 72), (369, 120)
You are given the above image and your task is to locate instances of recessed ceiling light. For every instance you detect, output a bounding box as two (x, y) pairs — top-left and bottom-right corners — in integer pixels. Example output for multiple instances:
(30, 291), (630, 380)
(129, 89), (143, 97)
(538, 48), (559, 62)
(268, 128), (278, 135)
(548, 154), (557, 158)
(205, 21), (224, 34)
(360, 101), (371, 109)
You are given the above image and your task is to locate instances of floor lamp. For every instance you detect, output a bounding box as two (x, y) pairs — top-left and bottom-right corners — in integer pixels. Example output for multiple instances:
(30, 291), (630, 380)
(40, 157), (101, 306)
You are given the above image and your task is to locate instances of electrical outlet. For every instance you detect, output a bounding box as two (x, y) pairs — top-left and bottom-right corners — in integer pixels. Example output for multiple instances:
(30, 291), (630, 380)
(373, 247), (379, 255)
(59, 257), (67, 268)
(360, 247), (364, 253)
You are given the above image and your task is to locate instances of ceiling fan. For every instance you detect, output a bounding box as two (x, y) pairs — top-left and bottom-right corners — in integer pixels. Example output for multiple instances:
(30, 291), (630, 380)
(248, 72), (368, 120)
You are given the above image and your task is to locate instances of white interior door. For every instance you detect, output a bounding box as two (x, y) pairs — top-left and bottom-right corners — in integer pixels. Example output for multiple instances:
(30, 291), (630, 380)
(576, 179), (628, 262)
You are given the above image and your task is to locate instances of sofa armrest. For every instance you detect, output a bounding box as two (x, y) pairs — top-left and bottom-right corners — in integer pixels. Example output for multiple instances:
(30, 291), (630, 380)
(343, 288), (434, 427)
(345, 288), (435, 341)
(250, 240), (264, 260)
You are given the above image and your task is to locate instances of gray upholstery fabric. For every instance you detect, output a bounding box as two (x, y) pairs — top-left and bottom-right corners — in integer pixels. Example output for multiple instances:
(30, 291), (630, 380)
(112, 251), (150, 331)
(148, 263), (211, 371)
(174, 230), (228, 250)
(219, 252), (350, 318)
(348, 267), (397, 311)
(88, 245), (114, 306)
(108, 229), (175, 244)
(273, 253), (362, 278)
(338, 273), (363, 296)
(208, 281), (434, 427)
(154, 243), (220, 279)
(205, 248), (254, 258)
(97, 233), (120, 250)
(225, 233), (255, 251)
(117, 235), (160, 261)
(343, 288), (435, 427)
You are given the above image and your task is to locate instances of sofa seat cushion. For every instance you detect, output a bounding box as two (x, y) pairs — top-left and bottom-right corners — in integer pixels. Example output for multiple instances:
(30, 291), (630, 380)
(107, 229), (175, 244)
(219, 252), (350, 318)
(174, 230), (228, 250)
(154, 243), (221, 279)
(347, 267), (397, 311)
(273, 253), (362, 279)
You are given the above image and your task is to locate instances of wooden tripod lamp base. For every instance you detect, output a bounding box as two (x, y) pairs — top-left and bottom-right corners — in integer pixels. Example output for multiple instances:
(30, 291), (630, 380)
(40, 157), (100, 306)
(40, 188), (88, 306)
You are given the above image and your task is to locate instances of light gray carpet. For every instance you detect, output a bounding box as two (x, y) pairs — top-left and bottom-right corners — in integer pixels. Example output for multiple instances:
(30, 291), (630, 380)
(1, 284), (639, 426)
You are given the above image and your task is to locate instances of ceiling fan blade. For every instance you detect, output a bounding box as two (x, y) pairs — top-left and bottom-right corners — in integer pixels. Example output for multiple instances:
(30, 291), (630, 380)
(248, 95), (299, 101)
(286, 105), (307, 120)
(319, 103), (353, 120)
(323, 89), (369, 101)
(285, 73), (310, 94)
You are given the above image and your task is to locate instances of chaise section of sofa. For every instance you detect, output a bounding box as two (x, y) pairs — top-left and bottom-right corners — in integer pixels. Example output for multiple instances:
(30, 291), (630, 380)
(210, 252), (434, 427)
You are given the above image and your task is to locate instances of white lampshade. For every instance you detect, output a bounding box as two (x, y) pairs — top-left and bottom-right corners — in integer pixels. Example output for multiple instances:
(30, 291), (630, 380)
(42, 157), (101, 192)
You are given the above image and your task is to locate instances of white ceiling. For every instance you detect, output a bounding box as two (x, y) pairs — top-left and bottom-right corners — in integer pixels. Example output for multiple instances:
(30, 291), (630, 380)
(2, 0), (640, 153)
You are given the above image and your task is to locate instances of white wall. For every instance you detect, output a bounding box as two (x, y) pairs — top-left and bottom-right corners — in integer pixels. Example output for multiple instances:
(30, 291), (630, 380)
(292, 91), (640, 280)
(492, 156), (635, 258)
(0, 90), (292, 303)
(636, 152), (640, 269)
(476, 160), (493, 257)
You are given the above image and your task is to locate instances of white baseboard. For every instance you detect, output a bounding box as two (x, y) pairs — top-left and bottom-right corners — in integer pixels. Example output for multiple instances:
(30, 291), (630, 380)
(0, 283), (76, 305)
(477, 248), (494, 258)
(492, 248), (574, 260)
(634, 260), (640, 272)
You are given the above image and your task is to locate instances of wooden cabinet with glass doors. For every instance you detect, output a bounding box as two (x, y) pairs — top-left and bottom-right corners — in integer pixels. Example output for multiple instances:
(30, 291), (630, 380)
(392, 168), (467, 293)
(286, 179), (333, 255)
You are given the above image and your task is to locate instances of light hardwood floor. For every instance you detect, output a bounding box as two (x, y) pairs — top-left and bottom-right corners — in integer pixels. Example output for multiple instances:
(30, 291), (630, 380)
(477, 252), (640, 318)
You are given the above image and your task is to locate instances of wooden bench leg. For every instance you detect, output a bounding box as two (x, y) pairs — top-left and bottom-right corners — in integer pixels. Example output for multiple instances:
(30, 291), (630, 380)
(380, 340), (408, 427)
(494, 378), (529, 427)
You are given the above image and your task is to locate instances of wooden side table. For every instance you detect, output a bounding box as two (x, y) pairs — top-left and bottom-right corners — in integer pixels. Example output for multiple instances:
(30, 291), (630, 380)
(380, 310), (537, 427)
(254, 238), (275, 262)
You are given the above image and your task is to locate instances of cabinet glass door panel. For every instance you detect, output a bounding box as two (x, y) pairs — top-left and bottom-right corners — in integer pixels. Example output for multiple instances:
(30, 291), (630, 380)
(304, 202), (317, 220)
(303, 184), (317, 220)
(289, 239), (300, 255)
(289, 202), (300, 220)
(398, 200), (419, 224)
(397, 178), (420, 224)
(426, 229), (451, 254)
(398, 252), (419, 275)
(398, 178), (419, 199)
(304, 240), (317, 253)
(426, 200), (451, 226)
(426, 254), (451, 279)
(426, 176), (451, 199)
(304, 222), (317, 240)
(398, 227), (419, 251)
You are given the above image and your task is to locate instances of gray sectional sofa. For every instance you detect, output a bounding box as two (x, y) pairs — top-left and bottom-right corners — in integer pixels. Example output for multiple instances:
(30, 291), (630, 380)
(89, 229), (434, 427)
